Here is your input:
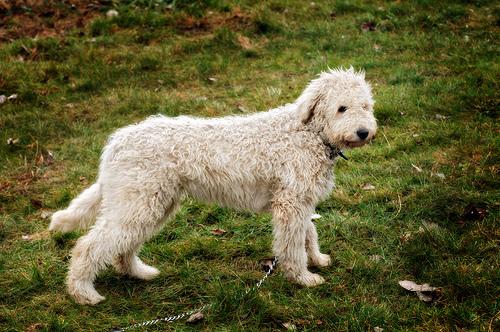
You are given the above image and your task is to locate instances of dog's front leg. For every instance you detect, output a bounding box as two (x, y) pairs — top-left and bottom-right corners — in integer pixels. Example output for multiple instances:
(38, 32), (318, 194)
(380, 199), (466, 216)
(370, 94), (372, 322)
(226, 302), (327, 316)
(271, 200), (325, 287)
(306, 220), (332, 267)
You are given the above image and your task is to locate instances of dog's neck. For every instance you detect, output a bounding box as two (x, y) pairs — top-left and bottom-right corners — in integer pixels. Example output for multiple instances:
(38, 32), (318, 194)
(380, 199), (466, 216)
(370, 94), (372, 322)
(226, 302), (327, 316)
(322, 138), (348, 161)
(301, 120), (348, 161)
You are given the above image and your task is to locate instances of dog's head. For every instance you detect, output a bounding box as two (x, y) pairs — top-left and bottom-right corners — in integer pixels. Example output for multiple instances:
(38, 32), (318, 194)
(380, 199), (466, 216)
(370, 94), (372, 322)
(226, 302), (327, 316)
(297, 67), (377, 149)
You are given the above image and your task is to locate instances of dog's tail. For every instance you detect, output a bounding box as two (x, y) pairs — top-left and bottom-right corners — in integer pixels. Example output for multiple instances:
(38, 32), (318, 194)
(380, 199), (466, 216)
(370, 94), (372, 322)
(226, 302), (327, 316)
(49, 182), (102, 233)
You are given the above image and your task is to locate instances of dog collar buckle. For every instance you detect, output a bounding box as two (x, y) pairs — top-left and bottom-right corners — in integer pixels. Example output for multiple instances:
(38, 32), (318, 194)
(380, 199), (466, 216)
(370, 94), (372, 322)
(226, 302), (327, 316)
(337, 150), (348, 160)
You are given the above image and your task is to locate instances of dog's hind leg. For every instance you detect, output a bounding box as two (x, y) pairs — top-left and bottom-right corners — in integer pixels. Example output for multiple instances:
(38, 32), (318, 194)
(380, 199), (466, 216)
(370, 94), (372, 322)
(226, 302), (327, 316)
(113, 201), (180, 280)
(67, 189), (174, 305)
(305, 220), (331, 267)
(271, 194), (325, 287)
(49, 182), (102, 233)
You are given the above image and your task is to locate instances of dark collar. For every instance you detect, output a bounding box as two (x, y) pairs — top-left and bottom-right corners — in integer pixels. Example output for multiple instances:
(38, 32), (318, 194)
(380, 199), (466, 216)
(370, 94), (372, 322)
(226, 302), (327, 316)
(323, 140), (348, 160)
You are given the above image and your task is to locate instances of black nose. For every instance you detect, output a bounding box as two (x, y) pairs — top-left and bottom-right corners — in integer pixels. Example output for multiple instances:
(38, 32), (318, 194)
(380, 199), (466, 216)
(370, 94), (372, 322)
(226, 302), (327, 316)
(357, 128), (369, 140)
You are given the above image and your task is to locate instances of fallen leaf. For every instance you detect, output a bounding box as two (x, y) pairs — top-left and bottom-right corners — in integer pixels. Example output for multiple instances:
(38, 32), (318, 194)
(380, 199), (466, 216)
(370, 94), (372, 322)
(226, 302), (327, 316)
(310, 213), (322, 220)
(362, 183), (376, 190)
(211, 228), (226, 236)
(411, 164), (423, 172)
(22, 230), (50, 241)
(7, 94), (17, 100)
(236, 105), (248, 113)
(0, 95), (6, 104)
(283, 322), (297, 330)
(186, 311), (204, 323)
(106, 9), (119, 18)
(416, 291), (433, 302)
(369, 255), (383, 262)
(361, 21), (376, 32)
(7, 137), (20, 145)
(418, 222), (439, 232)
(260, 257), (276, 273)
(40, 210), (52, 219)
(461, 204), (487, 222)
(374, 327), (384, 332)
(237, 34), (252, 50)
(373, 44), (381, 51)
(26, 322), (44, 332)
(36, 150), (54, 166)
(400, 232), (412, 242)
(399, 280), (438, 292)
(435, 114), (447, 120)
(432, 172), (445, 180)
(30, 199), (43, 208)
(208, 77), (217, 82)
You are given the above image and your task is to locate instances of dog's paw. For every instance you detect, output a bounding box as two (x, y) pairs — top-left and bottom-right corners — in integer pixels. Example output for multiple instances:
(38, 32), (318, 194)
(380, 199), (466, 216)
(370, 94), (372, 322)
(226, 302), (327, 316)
(310, 253), (332, 267)
(49, 210), (77, 233)
(132, 263), (160, 280)
(296, 271), (325, 287)
(68, 280), (105, 305)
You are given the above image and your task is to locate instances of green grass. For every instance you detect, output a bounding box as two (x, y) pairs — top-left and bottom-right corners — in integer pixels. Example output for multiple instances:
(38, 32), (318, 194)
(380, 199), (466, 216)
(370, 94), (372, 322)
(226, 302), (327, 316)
(1, 0), (499, 331)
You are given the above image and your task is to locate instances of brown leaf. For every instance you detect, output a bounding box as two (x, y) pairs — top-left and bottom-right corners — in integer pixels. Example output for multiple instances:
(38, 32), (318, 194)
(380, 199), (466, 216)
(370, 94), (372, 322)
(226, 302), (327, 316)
(461, 204), (487, 222)
(26, 323), (44, 332)
(186, 311), (204, 323)
(30, 198), (43, 208)
(260, 257), (275, 273)
(36, 150), (54, 166)
(211, 228), (226, 236)
(361, 21), (376, 32)
(237, 34), (252, 50)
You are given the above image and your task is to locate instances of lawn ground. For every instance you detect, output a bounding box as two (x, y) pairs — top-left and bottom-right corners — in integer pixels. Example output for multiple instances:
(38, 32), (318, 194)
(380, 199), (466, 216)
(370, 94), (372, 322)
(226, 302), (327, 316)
(0, 1), (499, 331)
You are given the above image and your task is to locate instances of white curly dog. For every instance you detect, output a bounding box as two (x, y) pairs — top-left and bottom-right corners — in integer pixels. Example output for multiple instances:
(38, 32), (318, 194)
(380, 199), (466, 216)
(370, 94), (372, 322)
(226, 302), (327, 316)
(49, 68), (377, 305)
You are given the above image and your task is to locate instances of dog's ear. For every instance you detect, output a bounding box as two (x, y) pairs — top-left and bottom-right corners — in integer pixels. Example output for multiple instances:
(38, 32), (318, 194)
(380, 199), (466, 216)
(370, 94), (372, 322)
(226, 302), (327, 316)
(299, 93), (323, 125)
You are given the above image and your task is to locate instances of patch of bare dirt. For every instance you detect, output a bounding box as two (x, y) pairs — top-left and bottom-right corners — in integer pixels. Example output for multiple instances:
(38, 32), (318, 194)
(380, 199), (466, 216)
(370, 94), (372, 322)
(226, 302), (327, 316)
(0, 0), (105, 41)
(175, 7), (253, 34)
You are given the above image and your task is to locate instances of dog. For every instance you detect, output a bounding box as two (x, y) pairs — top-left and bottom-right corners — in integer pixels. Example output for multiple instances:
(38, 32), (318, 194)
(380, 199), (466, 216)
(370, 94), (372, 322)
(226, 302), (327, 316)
(49, 67), (377, 304)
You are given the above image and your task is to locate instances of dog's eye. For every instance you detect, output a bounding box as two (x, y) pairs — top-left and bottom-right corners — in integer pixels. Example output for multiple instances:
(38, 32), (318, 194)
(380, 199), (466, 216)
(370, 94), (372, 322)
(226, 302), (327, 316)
(338, 106), (347, 113)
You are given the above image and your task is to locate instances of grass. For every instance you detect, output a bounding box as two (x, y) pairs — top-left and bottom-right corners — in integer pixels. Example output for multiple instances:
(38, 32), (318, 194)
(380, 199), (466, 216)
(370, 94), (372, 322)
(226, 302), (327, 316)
(0, 0), (499, 331)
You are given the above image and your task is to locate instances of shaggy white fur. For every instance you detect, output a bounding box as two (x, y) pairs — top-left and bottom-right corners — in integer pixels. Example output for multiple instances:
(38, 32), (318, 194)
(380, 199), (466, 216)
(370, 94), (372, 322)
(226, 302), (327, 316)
(49, 68), (377, 305)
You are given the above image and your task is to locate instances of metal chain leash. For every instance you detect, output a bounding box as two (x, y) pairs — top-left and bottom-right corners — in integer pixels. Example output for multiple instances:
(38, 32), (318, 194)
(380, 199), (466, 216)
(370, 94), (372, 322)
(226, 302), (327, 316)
(111, 257), (278, 332)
